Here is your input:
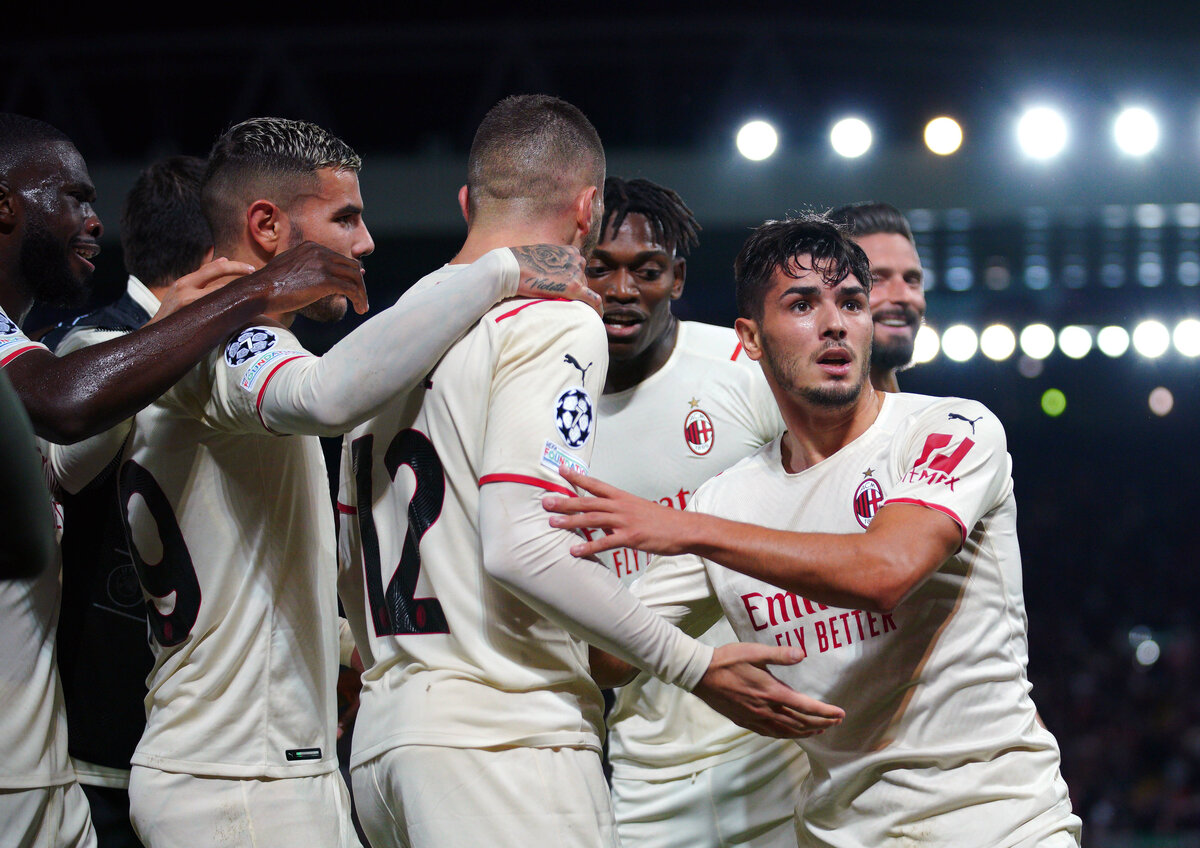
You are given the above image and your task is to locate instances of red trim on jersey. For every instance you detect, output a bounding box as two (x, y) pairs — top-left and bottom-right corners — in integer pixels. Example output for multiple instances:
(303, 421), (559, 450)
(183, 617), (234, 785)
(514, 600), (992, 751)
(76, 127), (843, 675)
(336, 502), (356, 515)
(254, 354), (307, 432)
(493, 298), (568, 323)
(882, 497), (967, 545)
(479, 473), (576, 498)
(0, 344), (42, 367)
(730, 341), (744, 361)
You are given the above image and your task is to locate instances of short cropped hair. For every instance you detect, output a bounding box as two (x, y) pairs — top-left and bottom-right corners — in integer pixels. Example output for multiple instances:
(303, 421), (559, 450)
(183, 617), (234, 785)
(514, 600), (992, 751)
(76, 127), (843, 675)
(601, 177), (700, 257)
(0, 113), (73, 173)
(466, 94), (605, 219)
(827, 201), (914, 244)
(121, 156), (211, 288)
(201, 117), (362, 248)
(734, 214), (872, 321)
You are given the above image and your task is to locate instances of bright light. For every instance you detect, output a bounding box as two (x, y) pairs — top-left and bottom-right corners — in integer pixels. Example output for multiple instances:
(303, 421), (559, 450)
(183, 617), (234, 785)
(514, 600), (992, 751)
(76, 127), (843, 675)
(1017, 107), (1068, 159)
(1173, 318), (1200, 356)
(1132, 320), (1170, 358)
(1019, 324), (1056, 359)
(1041, 388), (1067, 417)
(979, 324), (1017, 361)
(735, 120), (779, 161)
(1057, 326), (1093, 359)
(941, 325), (978, 362)
(1149, 387), (1174, 416)
(1097, 326), (1130, 357)
(924, 117), (963, 155)
(911, 325), (940, 364)
(1135, 639), (1161, 666)
(830, 117), (872, 158)
(1114, 107), (1160, 156)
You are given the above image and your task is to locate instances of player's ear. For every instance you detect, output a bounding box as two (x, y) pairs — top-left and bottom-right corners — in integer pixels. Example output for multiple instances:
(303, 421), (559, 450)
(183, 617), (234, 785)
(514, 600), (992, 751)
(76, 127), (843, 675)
(575, 185), (598, 244)
(457, 185), (471, 224)
(734, 316), (764, 361)
(247, 200), (284, 256)
(671, 257), (686, 300)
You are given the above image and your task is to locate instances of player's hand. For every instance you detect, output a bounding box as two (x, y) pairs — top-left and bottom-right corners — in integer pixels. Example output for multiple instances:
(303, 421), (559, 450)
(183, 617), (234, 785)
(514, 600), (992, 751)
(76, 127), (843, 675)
(510, 244), (602, 315)
(145, 258), (257, 325)
(247, 241), (369, 316)
(692, 643), (844, 739)
(545, 465), (697, 557)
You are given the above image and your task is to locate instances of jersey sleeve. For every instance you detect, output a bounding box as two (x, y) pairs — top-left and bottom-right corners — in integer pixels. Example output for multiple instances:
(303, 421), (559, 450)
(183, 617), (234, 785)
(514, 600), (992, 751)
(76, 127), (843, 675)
(196, 322), (314, 436)
(479, 300), (609, 494)
(39, 325), (133, 494)
(0, 311), (47, 368)
(883, 398), (1013, 543)
(630, 551), (725, 639)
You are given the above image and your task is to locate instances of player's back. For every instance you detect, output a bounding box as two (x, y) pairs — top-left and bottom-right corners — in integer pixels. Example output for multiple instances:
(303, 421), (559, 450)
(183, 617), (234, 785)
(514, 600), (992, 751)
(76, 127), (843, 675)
(121, 334), (341, 779)
(339, 265), (609, 767)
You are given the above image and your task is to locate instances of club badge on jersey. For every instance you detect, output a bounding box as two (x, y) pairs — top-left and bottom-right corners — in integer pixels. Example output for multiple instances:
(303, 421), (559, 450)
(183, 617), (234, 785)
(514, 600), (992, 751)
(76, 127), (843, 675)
(853, 473), (885, 528)
(554, 387), (594, 448)
(683, 398), (715, 456)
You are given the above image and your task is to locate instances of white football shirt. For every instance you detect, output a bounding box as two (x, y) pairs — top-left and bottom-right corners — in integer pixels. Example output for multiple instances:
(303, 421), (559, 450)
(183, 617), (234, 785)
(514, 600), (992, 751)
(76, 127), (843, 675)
(633, 392), (1082, 847)
(338, 270), (613, 765)
(122, 323), (342, 778)
(590, 321), (792, 780)
(0, 306), (71, 789)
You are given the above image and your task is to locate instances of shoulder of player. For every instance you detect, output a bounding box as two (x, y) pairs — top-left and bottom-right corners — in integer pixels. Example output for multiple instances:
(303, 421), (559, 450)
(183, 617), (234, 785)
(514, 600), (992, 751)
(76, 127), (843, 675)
(892, 392), (1006, 441)
(689, 439), (776, 506)
(675, 321), (762, 372)
(488, 297), (603, 338)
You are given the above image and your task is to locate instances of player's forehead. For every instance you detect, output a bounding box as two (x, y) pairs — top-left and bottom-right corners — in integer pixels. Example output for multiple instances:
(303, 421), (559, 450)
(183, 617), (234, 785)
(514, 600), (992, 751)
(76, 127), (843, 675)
(856, 232), (920, 271)
(598, 212), (671, 258)
(769, 254), (864, 295)
(293, 166), (364, 212)
(17, 141), (93, 194)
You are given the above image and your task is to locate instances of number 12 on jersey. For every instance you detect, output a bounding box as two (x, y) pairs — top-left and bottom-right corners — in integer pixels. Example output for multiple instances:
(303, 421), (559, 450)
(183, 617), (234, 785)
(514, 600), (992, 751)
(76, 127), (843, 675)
(351, 430), (449, 636)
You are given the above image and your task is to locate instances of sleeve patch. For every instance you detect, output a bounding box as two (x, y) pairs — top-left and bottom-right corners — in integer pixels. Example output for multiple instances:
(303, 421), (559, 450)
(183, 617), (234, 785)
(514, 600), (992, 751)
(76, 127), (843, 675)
(554, 387), (594, 448)
(225, 328), (278, 367)
(0, 313), (20, 336)
(239, 349), (305, 392)
(540, 440), (589, 477)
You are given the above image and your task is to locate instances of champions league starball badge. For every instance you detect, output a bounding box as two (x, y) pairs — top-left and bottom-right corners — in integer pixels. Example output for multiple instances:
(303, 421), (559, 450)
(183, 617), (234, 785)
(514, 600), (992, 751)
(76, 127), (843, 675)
(225, 328), (278, 367)
(0, 314), (19, 336)
(554, 387), (594, 448)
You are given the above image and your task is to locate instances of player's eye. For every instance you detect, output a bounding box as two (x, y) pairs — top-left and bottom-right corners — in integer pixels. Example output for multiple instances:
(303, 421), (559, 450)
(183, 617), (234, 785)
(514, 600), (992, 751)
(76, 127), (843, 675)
(585, 265), (609, 278)
(637, 268), (663, 282)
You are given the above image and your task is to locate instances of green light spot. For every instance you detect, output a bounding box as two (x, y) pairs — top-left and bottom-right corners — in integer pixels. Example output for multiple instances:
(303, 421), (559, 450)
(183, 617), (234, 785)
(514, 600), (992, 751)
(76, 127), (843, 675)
(1041, 388), (1066, 417)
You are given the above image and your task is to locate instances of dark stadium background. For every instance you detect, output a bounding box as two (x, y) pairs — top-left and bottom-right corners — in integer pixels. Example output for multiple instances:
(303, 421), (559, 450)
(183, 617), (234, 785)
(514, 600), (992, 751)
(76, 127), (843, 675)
(12, 4), (1200, 843)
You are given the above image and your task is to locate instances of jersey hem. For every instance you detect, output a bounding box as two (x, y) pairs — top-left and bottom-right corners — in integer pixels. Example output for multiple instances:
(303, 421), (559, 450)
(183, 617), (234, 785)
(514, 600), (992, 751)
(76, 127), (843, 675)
(129, 753), (338, 779)
(350, 731), (600, 769)
(479, 472), (575, 498)
(882, 496), (967, 543)
(609, 732), (789, 782)
(0, 344), (44, 367)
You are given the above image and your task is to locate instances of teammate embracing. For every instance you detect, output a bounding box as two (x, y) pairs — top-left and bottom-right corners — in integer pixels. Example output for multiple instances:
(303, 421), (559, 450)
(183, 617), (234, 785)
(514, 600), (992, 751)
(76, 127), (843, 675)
(586, 177), (807, 847)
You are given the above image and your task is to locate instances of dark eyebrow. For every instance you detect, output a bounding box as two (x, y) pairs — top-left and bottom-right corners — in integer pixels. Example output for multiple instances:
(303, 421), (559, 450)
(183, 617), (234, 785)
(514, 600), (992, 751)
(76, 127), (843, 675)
(589, 247), (671, 265)
(838, 284), (868, 298)
(331, 203), (362, 218)
(780, 285), (821, 299)
(65, 181), (97, 202)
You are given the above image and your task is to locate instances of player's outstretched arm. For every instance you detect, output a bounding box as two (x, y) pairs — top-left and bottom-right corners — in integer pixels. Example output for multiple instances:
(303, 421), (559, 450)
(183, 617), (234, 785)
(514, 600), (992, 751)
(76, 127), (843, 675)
(8, 242), (366, 444)
(546, 466), (961, 614)
(258, 245), (596, 437)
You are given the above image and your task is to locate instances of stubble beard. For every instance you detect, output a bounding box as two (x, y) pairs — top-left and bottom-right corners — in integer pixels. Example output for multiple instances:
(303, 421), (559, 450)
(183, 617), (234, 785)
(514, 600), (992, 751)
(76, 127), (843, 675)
(287, 221), (350, 324)
(21, 213), (90, 308)
(761, 333), (871, 410)
(870, 334), (916, 373)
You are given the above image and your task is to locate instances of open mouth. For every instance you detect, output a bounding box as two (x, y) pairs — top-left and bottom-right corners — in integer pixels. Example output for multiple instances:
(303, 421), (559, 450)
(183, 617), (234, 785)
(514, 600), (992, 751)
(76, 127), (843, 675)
(817, 347), (853, 376)
(602, 310), (644, 339)
(874, 309), (918, 334)
(72, 241), (100, 271)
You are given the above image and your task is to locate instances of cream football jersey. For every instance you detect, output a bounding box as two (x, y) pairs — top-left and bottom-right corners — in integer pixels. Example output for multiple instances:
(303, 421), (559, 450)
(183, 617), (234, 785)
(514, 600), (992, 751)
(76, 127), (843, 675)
(0, 307), (71, 789)
(338, 267), (610, 767)
(121, 323), (341, 778)
(590, 321), (792, 780)
(633, 392), (1081, 847)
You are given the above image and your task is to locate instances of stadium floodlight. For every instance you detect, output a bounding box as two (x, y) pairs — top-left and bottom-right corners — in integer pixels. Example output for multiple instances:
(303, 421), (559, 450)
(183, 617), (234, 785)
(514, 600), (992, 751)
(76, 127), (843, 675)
(979, 324), (1016, 361)
(911, 324), (940, 364)
(735, 120), (779, 161)
(1114, 107), (1160, 156)
(1149, 386), (1174, 417)
(1016, 107), (1068, 159)
(830, 117), (872, 158)
(941, 324), (978, 362)
(1040, 388), (1067, 417)
(924, 117), (963, 155)
(1097, 326), (1130, 357)
(1057, 325), (1093, 359)
(1173, 318), (1200, 356)
(1131, 319), (1170, 358)
(1019, 323), (1056, 359)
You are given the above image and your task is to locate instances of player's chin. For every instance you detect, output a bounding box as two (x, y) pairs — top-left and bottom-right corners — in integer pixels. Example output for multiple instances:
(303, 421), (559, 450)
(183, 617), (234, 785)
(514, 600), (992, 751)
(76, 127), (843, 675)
(299, 294), (349, 323)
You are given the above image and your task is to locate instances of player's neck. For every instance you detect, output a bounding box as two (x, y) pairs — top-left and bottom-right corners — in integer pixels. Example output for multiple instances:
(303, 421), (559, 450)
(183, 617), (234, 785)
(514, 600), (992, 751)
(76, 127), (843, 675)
(604, 317), (678, 394)
(0, 278), (33, 326)
(870, 365), (900, 393)
(778, 388), (884, 473)
(451, 222), (576, 266)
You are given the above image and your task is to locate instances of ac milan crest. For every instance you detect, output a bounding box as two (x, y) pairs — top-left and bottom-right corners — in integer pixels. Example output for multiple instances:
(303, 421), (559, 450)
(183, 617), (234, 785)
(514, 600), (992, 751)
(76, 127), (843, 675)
(684, 408), (715, 456)
(853, 477), (885, 528)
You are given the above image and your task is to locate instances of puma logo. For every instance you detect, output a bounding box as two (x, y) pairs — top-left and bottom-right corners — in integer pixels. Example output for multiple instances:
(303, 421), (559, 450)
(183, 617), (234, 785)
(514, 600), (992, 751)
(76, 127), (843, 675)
(563, 354), (592, 382)
(948, 412), (982, 433)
